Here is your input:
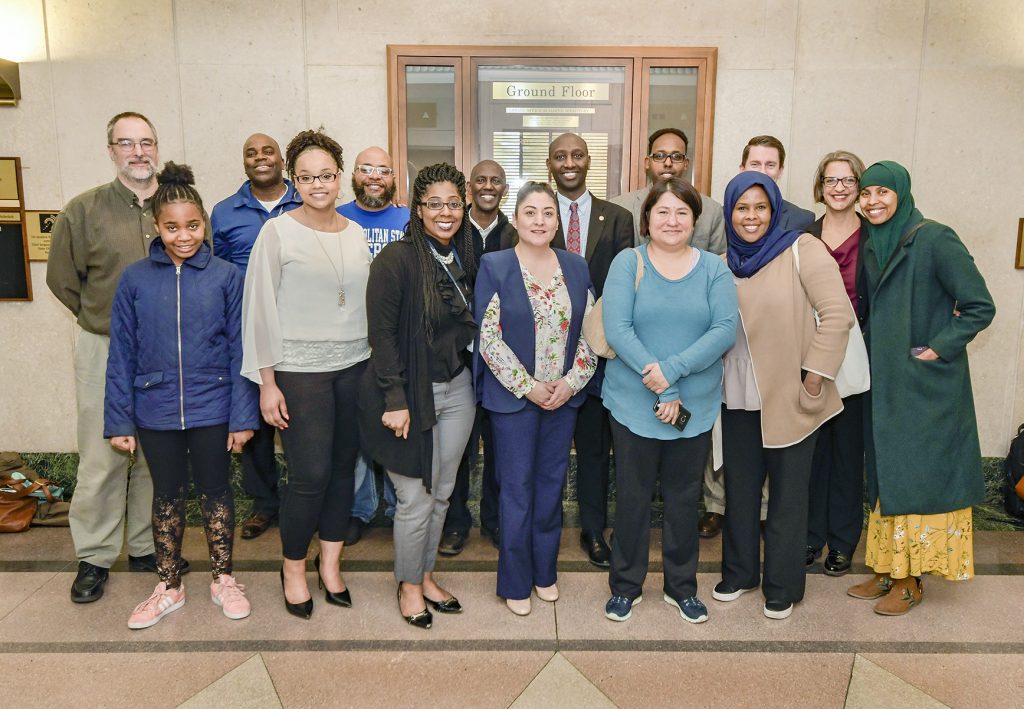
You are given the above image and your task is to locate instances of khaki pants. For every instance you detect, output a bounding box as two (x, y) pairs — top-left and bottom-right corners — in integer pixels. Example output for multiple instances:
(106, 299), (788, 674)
(69, 330), (154, 567)
(703, 458), (769, 520)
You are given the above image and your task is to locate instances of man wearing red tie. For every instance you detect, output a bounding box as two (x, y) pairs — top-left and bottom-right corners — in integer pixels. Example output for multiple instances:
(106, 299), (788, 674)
(547, 133), (633, 566)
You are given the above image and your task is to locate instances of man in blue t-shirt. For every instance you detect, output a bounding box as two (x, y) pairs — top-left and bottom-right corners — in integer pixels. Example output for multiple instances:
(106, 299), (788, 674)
(210, 133), (302, 540)
(336, 146), (410, 544)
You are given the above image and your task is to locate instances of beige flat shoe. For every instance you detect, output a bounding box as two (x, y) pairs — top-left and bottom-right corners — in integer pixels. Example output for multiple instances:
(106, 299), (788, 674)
(506, 597), (531, 616)
(534, 584), (558, 602)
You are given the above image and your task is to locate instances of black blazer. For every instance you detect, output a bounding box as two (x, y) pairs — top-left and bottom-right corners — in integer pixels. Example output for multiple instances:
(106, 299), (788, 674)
(806, 213), (871, 325)
(552, 192), (633, 297)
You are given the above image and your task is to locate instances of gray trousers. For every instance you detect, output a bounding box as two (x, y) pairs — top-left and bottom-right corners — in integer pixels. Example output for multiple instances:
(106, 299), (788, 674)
(389, 370), (475, 584)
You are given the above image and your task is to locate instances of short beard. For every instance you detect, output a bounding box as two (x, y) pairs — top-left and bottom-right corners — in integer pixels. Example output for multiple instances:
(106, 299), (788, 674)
(352, 175), (394, 210)
(120, 159), (156, 185)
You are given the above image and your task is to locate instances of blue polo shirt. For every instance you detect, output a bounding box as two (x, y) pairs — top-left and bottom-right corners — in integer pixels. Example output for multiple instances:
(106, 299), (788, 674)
(337, 201), (409, 258)
(211, 180), (303, 270)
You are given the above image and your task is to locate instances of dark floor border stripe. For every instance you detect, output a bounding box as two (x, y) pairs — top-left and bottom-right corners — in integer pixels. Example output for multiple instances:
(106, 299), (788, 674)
(4, 560), (1024, 575)
(3, 639), (1023, 654)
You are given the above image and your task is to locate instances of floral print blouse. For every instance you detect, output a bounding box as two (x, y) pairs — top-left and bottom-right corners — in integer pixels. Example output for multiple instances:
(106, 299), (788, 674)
(480, 265), (597, 398)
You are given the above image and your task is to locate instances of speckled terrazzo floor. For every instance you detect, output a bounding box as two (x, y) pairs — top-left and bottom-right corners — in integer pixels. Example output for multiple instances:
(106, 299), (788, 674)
(2, 526), (1022, 708)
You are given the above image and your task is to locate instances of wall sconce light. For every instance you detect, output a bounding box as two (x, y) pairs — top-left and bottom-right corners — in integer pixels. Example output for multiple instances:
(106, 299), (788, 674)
(0, 59), (21, 106)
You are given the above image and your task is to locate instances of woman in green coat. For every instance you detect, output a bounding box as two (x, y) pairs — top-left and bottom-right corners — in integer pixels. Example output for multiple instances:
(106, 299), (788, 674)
(847, 161), (995, 615)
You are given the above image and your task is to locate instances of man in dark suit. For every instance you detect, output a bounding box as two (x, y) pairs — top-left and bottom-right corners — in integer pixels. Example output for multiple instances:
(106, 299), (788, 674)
(547, 133), (633, 567)
(439, 159), (516, 556)
(739, 135), (815, 232)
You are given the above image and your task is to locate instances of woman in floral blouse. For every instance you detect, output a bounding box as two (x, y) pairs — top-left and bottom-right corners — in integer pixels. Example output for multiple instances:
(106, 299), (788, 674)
(473, 181), (596, 616)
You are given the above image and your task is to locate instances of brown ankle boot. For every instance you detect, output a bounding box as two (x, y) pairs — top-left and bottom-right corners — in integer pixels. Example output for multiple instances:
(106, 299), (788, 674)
(873, 576), (923, 616)
(846, 573), (892, 600)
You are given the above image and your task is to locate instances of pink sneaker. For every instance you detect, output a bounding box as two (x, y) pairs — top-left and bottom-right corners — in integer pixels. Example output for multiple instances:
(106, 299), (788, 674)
(127, 581), (185, 629)
(210, 574), (251, 620)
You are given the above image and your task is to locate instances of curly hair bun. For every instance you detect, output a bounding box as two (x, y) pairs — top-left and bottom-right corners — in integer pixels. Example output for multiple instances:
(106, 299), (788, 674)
(157, 161), (196, 187)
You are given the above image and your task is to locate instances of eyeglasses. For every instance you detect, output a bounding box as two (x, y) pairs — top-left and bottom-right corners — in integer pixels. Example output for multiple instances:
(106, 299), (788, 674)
(356, 164), (394, 177)
(109, 138), (157, 152)
(649, 151), (687, 163)
(822, 176), (859, 188)
(421, 199), (465, 211)
(294, 172), (340, 184)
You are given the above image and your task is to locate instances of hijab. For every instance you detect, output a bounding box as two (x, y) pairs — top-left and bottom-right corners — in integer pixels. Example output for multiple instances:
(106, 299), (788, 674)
(859, 160), (924, 266)
(725, 171), (803, 278)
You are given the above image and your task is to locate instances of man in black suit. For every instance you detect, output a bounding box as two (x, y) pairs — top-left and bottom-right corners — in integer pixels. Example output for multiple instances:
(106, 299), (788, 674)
(547, 133), (633, 567)
(439, 159), (516, 555)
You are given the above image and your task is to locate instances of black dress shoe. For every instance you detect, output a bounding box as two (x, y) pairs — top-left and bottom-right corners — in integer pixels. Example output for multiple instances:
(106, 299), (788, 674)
(424, 594), (463, 614)
(438, 530), (467, 556)
(344, 517), (367, 546)
(698, 512), (723, 538)
(580, 529), (611, 568)
(280, 568), (313, 619)
(241, 512), (276, 540)
(71, 561), (109, 603)
(823, 550), (852, 577)
(128, 553), (190, 575)
(480, 525), (500, 549)
(806, 546), (822, 569)
(397, 583), (432, 629)
(313, 554), (352, 607)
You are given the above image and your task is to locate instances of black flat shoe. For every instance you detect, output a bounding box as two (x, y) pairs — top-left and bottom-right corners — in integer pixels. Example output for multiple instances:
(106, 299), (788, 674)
(71, 561), (108, 603)
(806, 546), (822, 569)
(280, 568), (313, 619)
(313, 554), (352, 608)
(438, 530), (467, 556)
(823, 550), (852, 577)
(580, 529), (611, 568)
(397, 583), (432, 629)
(424, 594), (463, 614)
(480, 525), (500, 549)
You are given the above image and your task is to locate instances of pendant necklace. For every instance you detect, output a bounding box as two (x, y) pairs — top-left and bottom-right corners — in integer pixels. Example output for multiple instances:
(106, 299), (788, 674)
(312, 228), (346, 307)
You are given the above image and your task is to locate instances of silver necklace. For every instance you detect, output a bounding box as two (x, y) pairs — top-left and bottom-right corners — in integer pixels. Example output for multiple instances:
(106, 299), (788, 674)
(429, 246), (455, 266)
(312, 229), (346, 307)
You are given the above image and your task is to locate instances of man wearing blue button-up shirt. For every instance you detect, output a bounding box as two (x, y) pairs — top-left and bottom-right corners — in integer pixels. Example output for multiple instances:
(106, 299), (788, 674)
(210, 133), (302, 538)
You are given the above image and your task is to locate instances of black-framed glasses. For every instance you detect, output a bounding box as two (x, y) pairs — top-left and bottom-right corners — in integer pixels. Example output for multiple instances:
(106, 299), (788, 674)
(649, 151), (687, 163)
(822, 176), (858, 188)
(294, 172), (340, 184)
(356, 164), (394, 177)
(421, 199), (465, 211)
(109, 138), (157, 151)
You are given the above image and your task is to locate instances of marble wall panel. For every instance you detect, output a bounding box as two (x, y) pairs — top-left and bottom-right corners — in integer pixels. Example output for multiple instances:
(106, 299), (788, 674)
(795, 1), (927, 70)
(173, 0), (305, 67)
(923, 0), (1024, 68)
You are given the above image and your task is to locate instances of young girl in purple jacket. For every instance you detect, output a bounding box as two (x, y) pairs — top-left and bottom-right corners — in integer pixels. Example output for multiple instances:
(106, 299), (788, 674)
(105, 163), (260, 629)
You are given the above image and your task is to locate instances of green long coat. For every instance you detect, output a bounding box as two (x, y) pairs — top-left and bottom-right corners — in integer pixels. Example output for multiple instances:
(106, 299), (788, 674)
(864, 220), (995, 516)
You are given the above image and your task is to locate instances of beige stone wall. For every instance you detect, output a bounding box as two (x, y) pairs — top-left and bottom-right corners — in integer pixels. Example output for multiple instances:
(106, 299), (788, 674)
(1, 0), (1022, 453)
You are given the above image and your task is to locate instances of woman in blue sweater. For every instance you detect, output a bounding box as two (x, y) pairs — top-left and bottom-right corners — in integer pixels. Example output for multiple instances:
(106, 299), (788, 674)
(105, 163), (259, 629)
(601, 177), (738, 623)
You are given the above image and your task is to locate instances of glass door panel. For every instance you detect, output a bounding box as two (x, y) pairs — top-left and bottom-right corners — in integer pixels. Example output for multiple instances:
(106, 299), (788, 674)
(646, 66), (700, 185)
(403, 64), (457, 197)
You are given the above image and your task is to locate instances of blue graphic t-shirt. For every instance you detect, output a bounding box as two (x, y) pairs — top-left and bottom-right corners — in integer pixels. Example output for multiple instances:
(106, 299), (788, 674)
(337, 201), (410, 259)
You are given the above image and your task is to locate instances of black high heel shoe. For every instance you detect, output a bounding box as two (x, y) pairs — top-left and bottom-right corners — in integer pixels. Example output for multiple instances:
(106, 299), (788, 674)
(280, 567), (313, 620)
(397, 583), (432, 629)
(313, 554), (352, 608)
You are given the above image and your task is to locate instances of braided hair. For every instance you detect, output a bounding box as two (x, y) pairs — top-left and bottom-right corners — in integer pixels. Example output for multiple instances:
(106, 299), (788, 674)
(285, 129), (344, 175)
(407, 163), (476, 341)
(151, 162), (203, 220)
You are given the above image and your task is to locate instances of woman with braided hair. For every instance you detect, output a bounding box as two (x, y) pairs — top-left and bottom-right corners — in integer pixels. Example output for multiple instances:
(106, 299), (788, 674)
(359, 163), (477, 629)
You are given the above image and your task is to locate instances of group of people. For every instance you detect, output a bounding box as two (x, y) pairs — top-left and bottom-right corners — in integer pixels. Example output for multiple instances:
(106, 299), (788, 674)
(45, 111), (994, 631)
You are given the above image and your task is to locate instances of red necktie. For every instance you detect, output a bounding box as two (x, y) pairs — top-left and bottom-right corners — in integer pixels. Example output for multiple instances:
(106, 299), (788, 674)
(567, 201), (581, 254)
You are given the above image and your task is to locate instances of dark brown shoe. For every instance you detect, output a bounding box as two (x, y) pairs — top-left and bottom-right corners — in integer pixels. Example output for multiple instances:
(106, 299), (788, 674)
(698, 512), (723, 538)
(241, 512), (276, 540)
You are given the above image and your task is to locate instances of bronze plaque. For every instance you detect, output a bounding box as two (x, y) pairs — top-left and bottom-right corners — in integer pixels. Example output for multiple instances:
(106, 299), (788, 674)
(26, 210), (59, 261)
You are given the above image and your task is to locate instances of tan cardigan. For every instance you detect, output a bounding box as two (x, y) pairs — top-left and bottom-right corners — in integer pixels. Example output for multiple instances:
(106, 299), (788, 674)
(729, 234), (852, 447)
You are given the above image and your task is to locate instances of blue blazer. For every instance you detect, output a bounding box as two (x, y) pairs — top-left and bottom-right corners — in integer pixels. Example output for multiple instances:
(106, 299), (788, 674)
(473, 248), (593, 414)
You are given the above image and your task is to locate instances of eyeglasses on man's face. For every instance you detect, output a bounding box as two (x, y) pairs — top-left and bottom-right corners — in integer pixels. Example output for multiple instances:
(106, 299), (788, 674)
(294, 172), (340, 185)
(356, 164), (394, 177)
(109, 138), (157, 152)
(649, 151), (687, 163)
(421, 199), (465, 211)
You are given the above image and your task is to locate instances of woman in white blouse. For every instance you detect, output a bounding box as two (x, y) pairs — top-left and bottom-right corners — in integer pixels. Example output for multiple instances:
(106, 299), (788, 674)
(242, 130), (371, 620)
(474, 181), (596, 616)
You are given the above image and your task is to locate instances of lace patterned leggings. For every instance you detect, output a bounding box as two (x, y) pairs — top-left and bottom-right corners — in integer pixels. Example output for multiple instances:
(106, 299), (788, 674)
(137, 425), (235, 588)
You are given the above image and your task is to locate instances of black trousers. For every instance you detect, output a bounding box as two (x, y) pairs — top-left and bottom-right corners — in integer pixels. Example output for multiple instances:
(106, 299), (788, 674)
(275, 361), (365, 560)
(609, 418), (709, 601)
(721, 407), (818, 605)
(573, 394), (613, 532)
(240, 417), (281, 516)
(807, 394), (865, 555)
(444, 407), (499, 535)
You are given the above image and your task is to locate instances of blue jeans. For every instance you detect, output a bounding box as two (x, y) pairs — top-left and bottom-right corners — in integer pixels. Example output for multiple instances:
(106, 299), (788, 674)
(352, 453), (397, 523)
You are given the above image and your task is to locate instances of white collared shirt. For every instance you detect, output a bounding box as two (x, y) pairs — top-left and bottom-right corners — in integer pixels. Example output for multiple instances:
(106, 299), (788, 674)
(557, 190), (593, 255)
(469, 210), (500, 249)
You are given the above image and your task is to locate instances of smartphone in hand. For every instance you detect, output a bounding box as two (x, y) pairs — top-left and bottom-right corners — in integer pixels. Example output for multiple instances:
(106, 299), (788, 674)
(910, 346), (928, 357)
(654, 402), (691, 432)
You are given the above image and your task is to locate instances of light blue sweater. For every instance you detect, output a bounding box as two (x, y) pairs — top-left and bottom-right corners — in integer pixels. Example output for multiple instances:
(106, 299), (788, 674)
(601, 245), (738, 439)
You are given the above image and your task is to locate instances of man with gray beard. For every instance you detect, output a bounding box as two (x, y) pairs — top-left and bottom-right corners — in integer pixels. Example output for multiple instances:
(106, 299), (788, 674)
(48, 112), (200, 603)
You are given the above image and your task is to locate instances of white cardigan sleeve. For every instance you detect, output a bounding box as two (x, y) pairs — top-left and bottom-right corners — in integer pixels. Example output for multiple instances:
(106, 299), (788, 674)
(241, 220), (284, 384)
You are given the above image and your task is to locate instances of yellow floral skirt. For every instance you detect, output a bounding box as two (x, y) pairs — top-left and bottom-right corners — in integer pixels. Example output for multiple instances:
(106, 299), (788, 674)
(863, 501), (974, 581)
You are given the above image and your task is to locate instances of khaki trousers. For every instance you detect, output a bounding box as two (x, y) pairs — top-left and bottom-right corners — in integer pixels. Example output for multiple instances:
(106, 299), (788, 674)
(703, 457), (769, 520)
(69, 330), (154, 567)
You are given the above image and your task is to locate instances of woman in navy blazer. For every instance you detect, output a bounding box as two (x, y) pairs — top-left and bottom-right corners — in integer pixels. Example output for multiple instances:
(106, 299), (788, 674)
(474, 182), (597, 616)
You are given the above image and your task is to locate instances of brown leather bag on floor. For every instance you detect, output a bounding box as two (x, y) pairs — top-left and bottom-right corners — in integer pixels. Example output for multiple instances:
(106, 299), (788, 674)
(0, 476), (49, 533)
